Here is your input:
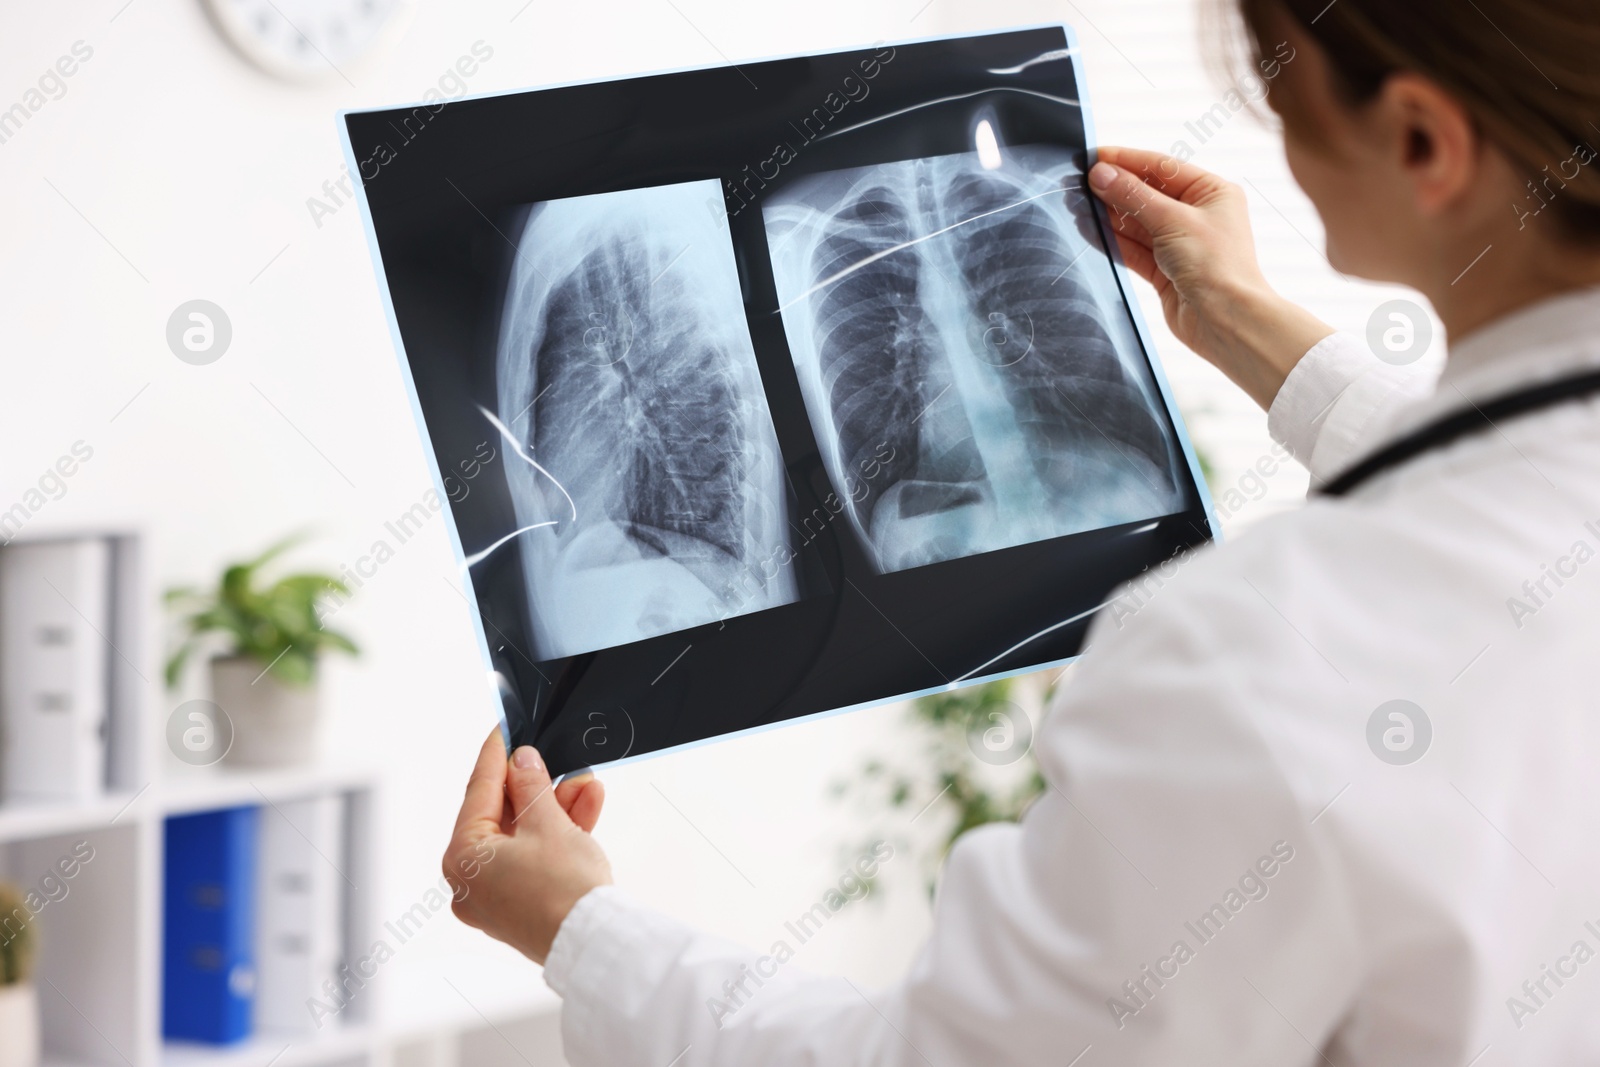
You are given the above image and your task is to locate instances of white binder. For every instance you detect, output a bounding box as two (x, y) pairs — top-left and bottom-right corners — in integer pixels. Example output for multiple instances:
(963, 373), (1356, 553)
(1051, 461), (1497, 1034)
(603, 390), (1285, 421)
(255, 794), (346, 1034)
(0, 538), (111, 802)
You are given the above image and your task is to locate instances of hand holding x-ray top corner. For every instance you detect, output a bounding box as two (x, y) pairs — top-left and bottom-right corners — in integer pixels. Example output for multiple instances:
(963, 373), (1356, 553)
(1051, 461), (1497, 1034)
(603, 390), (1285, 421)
(1085, 145), (1335, 409)
(444, 730), (612, 965)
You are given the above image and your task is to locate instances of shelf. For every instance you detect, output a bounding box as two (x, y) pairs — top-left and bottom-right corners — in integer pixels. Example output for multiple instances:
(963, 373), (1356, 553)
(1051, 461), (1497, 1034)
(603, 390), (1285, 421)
(0, 767), (377, 843)
(0, 791), (143, 843)
(162, 1025), (371, 1067)
(383, 951), (561, 1041)
(150, 953), (561, 1067)
(0, 530), (403, 1067)
(0, 524), (494, 1067)
(160, 766), (379, 818)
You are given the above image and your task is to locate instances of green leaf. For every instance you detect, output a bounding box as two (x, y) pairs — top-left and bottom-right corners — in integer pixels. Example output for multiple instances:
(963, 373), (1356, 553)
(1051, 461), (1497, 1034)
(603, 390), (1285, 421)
(842, 678), (1047, 882)
(274, 573), (345, 597)
(314, 629), (359, 656)
(0, 881), (36, 983)
(242, 531), (311, 573)
(162, 534), (357, 684)
(165, 641), (196, 690)
(269, 647), (316, 687)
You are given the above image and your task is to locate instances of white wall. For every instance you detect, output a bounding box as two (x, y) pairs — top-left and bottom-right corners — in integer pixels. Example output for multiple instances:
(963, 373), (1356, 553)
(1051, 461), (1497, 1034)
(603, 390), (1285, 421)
(0, 0), (1441, 1007)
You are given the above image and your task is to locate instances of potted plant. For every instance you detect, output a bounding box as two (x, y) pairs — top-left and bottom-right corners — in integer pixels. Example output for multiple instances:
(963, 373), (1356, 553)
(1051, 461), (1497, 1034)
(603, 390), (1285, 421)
(0, 882), (39, 1067)
(835, 676), (1051, 896)
(165, 536), (358, 768)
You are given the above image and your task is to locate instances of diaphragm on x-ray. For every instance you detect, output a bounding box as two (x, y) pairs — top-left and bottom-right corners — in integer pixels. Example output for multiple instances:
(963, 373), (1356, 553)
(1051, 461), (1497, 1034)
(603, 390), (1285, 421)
(496, 180), (799, 661)
(764, 146), (1186, 573)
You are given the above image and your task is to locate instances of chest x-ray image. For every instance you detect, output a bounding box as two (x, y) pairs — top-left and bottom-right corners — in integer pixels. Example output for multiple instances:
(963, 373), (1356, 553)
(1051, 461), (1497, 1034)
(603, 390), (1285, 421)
(764, 145), (1187, 574)
(495, 179), (799, 661)
(345, 24), (1216, 775)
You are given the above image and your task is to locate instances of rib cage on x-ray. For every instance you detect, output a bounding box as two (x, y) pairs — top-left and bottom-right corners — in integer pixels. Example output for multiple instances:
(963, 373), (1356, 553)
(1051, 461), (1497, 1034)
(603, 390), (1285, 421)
(495, 180), (798, 661)
(764, 147), (1185, 573)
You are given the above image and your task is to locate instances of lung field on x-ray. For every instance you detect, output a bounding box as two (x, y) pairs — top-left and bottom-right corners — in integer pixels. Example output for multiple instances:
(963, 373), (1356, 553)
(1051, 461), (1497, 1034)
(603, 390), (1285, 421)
(495, 180), (798, 661)
(764, 146), (1186, 574)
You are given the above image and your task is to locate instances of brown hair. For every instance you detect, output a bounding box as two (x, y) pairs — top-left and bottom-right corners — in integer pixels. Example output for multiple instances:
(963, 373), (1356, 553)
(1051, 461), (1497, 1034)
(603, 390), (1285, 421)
(1229, 0), (1600, 240)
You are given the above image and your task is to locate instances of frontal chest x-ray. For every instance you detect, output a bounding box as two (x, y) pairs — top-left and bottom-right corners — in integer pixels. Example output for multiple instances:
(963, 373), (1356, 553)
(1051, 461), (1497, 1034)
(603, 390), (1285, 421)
(496, 181), (799, 661)
(764, 146), (1186, 574)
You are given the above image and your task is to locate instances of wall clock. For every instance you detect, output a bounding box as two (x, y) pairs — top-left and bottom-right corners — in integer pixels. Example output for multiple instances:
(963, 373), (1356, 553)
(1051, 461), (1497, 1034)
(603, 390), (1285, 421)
(202, 0), (412, 83)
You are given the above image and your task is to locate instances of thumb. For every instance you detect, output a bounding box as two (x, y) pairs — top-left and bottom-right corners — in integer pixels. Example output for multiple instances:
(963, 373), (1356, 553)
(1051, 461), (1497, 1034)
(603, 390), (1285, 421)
(1088, 161), (1188, 237)
(505, 746), (569, 834)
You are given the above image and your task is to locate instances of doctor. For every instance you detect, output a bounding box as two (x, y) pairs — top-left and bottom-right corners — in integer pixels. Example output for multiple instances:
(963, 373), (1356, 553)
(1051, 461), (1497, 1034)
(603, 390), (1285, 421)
(443, 0), (1600, 1061)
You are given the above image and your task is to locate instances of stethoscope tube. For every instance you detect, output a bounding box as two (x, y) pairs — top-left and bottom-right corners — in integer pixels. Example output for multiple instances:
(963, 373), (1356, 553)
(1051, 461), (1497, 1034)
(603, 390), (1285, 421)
(1318, 367), (1600, 498)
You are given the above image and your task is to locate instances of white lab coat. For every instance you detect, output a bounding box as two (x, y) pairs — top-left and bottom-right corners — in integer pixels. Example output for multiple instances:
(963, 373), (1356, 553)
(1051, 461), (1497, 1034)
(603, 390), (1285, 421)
(543, 286), (1600, 1065)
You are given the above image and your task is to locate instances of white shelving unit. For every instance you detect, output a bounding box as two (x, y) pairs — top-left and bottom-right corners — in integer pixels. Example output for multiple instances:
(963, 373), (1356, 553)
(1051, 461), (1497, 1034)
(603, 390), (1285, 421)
(0, 530), (565, 1067)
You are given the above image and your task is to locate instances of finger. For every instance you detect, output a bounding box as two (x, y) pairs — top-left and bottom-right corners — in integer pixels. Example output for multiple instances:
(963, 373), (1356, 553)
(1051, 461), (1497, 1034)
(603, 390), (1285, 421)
(1087, 161), (1190, 239)
(1096, 146), (1221, 205)
(1109, 229), (1161, 288)
(453, 727), (510, 839)
(1104, 199), (1154, 251)
(567, 778), (606, 834)
(1070, 175), (1153, 252)
(553, 774), (590, 814)
(505, 746), (571, 835)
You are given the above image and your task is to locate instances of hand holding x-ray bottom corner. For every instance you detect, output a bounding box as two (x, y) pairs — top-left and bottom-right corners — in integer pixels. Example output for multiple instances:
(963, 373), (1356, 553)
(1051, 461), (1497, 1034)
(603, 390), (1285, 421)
(445, 730), (611, 966)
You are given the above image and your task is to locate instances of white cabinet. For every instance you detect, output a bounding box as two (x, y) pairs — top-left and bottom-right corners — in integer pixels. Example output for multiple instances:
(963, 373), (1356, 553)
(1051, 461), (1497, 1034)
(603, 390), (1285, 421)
(0, 532), (565, 1067)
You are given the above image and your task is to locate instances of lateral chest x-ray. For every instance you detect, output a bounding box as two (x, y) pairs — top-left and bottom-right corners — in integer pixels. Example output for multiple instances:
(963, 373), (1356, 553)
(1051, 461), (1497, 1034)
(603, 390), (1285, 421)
(497, 181), (800, 660)
(342, 26), (1216, 776)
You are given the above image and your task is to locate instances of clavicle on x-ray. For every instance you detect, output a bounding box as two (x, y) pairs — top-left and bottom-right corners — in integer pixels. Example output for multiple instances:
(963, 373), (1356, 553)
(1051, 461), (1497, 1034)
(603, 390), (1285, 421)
(764, 142), (1186, 573)
(496, 180), (799, 662)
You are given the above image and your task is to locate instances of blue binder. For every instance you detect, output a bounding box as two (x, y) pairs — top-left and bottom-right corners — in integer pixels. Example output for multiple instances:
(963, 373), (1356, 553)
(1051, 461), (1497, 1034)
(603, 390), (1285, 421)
(163, 806), (259, 1044)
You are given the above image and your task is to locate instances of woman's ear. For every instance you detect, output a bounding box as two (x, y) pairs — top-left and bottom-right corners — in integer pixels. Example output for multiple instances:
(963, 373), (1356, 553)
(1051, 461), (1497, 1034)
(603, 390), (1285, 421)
(1377, 72), (1481, 217)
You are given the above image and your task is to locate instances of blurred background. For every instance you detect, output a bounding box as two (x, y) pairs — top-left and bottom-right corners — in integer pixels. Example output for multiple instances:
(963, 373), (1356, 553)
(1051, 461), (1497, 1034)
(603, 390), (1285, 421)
(0, 1), (1441, 1065)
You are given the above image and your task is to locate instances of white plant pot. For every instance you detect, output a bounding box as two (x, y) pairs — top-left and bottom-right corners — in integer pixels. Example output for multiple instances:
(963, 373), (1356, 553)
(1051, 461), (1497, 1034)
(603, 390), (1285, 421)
(0, 983), (40, 1067)
(210, 656), (322, 768)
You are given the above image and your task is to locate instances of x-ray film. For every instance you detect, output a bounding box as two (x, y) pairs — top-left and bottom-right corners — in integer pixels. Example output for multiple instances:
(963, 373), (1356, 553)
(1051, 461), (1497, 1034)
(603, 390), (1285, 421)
(497, 181), (800, 660)
(765, 147), (1186, 573)
(341, 25), (1217, 777)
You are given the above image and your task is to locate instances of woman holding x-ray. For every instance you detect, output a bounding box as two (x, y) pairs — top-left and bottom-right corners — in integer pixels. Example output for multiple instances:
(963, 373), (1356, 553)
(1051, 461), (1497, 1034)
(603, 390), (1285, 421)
(443, 0), (1600, 1061)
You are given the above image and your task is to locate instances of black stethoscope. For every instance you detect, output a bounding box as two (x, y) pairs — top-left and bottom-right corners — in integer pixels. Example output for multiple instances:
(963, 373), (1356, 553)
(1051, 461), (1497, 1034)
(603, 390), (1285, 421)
(1317, 367), (1600, 497)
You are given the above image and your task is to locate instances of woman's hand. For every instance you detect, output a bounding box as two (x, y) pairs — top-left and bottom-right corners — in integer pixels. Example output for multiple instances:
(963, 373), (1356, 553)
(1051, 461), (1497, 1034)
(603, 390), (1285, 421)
(1086, 146), (1335, 410)
(442, 730), (612, 965)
